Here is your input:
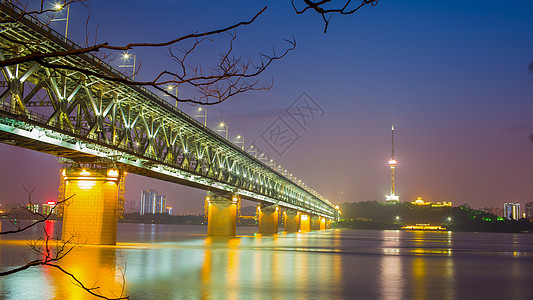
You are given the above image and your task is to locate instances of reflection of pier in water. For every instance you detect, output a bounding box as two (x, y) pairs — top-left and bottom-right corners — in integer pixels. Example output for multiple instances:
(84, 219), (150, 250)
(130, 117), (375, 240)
(50, 246), (123, 299)
(120, 232), (344, 299)
(0, 228), (344, 298)
(44, 219), (125, 299)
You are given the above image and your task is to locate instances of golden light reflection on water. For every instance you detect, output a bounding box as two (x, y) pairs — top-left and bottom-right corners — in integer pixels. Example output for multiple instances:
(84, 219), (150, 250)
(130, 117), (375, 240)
(379, 231), (458, 300)
(411, 231), (455, 300)
(380, 230), (403, 300)
(51, 246), (124, 299)
(193, 232), (344, 299)
(412, 256), (427, 300)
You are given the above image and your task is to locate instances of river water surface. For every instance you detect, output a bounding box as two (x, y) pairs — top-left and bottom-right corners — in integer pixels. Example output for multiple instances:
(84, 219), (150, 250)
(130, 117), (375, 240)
(1, 221), (533, 299)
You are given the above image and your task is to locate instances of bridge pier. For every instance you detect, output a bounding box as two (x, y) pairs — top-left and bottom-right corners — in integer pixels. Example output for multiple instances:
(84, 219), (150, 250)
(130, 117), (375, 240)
(311, 215), (321, 231)
(283, 209), (300, 232)
(319, 217), (326, 230)
(206, 192), (239, 236)
(61, 168), (120, 245)
(258, 205), (279, 235)
(326, 218), (332, 229)
(299, 213), (311, 231)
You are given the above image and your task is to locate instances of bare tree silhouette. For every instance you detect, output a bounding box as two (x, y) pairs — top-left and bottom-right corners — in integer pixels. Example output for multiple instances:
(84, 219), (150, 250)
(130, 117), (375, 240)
(292, 0), (379, 33)
(0, 1), (295, 105)
(0, 190), (128, 299)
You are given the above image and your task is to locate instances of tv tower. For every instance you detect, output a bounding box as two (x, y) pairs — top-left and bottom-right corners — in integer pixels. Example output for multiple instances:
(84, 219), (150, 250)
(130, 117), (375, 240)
(385, 125), (399, 203)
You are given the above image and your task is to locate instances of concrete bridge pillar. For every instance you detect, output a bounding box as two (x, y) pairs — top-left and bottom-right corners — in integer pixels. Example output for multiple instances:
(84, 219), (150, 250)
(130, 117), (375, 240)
(319, 217), (326, 230)
(299, 213), (311, 231)
(311, 215), (321, 230)
(283, 209), (300, 232)
(258, 204), (279, 235)
(326, 218), (332, 229)
(61, 168), (120, 245)
(206, 192), (239, 236)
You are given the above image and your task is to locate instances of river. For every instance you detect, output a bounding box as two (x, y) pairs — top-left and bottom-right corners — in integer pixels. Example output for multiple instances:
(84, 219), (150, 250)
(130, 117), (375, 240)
(1, 221), (533, 299)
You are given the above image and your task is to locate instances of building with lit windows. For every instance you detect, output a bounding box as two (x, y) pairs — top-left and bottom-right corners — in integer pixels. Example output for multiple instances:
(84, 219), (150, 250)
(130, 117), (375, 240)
(140, 190), (150, 215)
(26, 203), (39, 213)
(42, 201), (57, 215)
(524, 202), (533, 220)
(411, 196), (452, 207)
(504, 203), (520, 220)
(140, 190), (167, 215)
(157, 195), (166, 214)
(480, 207), (504, 217)
(165, 206), (173, 215)
(411, 197), (431, 206)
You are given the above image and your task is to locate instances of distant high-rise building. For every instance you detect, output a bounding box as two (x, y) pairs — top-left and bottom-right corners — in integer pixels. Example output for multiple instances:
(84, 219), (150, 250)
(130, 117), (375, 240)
(504, 203), (520, 220)
(42, 201), (57, 215)
(140, 190), (167, 215)
(525, 202), (533, 219)
(26, 203), (39, 214)
(140, 190), (150, 215)
(495, 207), (504, 217)
(156, 195), (166, 214)
(480, 207), (503, 217)
(165, 206), (173, 215)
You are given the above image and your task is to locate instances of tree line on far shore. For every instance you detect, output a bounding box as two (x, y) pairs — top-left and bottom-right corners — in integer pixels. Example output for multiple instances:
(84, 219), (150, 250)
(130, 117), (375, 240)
(336, 201), (533, 233)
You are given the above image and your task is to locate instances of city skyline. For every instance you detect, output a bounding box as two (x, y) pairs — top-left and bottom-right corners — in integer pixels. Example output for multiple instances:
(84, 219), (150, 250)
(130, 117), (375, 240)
(0, 0), (531, 214)
(139, 189), (171, 215)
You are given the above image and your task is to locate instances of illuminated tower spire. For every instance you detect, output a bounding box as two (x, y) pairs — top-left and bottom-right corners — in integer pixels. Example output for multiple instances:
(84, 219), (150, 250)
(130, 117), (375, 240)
(386, 125), (399, 203)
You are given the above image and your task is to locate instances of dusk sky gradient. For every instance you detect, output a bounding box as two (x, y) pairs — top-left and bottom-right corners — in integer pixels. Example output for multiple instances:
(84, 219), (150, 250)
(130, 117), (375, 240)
(1, 0), (532, 213)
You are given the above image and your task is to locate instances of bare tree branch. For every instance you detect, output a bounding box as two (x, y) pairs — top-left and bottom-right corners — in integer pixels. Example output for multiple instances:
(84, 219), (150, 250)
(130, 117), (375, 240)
(0, 2), (295, 105)
(0, 1), (89, 25)
(0, 5), (269, 67)
(0, 192), (73, 235)
(47, 264), (128, 300)
(0, 184), (128, 298)
(0, 230), (128, 299)
(292, 0), (379, 33)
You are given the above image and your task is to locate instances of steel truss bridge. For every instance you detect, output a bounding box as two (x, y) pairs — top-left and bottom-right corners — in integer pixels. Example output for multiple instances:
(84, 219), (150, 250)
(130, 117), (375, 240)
(0, 3), (336, 219)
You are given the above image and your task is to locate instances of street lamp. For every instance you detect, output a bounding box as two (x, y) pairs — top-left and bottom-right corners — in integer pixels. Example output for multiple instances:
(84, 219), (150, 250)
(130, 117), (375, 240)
(235, 135), (245, 150)
(194, 107), (207, 126)
(248, 145), (257, 158)
(166, 85), (179, 108)
(217, 122), (228, 139)
(120, 53), (136, 80)
(268, 159), (275, 168)
(52, 3), (70, 42)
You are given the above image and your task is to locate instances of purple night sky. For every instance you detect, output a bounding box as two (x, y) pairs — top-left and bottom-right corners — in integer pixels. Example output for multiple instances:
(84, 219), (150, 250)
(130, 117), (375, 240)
(0, 0), (532, 213)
